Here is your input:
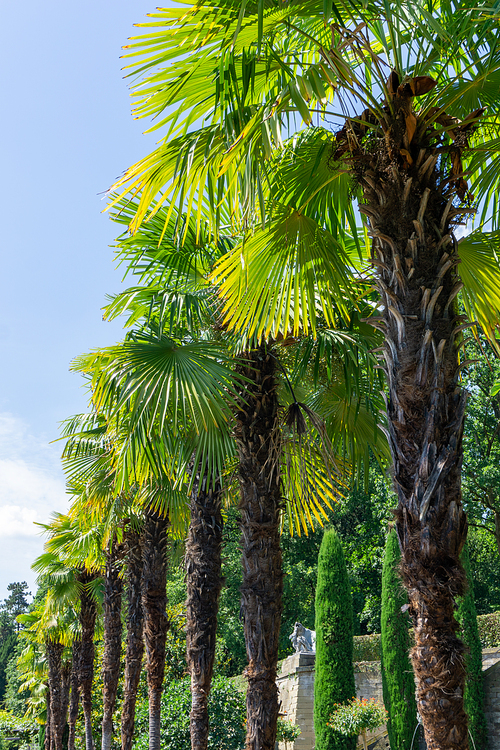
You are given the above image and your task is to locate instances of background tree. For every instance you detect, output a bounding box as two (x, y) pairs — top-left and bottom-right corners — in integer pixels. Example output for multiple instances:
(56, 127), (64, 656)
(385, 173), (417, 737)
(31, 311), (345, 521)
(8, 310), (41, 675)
(461, 343), (500, 553)
(1, 584), (31, 632)
(380, 529), (417, 750)
(314, 527), (356, 750)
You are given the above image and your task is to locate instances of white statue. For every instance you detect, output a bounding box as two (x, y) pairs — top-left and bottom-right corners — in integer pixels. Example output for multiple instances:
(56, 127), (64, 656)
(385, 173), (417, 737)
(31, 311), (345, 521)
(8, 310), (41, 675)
(290, 622), (316, 653)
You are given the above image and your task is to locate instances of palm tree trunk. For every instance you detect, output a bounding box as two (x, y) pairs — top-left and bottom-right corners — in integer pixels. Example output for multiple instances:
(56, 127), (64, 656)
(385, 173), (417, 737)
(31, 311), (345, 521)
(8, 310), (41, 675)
(185, 467), (223, 750)
(47, 640), (64, 750)
(142, 510), (169, 750)
(235, 344), (283, 750)
(68, 641), (81, 750)
(45, 688), (52, 750)
(61, 661), (71, 750)
(358, 117), (469, 748)
(101, 544), (124, 750)
(77, 571), (98, 750)
(121, 530), (144, 750)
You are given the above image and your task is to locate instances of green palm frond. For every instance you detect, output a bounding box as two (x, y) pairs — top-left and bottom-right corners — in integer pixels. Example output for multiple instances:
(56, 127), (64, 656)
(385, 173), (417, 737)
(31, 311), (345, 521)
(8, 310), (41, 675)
(458, 230), (500, 352)
(73, 332), (240, 436)
(212, 203), (355, 338)
(310, 379), (389, 482)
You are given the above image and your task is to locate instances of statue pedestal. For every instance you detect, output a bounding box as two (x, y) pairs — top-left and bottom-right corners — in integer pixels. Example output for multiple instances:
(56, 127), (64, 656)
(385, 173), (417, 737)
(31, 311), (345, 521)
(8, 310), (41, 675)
(277, 652), (316, 750)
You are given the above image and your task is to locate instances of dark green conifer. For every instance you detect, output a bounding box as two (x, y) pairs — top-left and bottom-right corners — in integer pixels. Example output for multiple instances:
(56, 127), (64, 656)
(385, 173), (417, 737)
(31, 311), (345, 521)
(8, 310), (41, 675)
(457, 543), (487, 750)
(380, 529), (417, 750)
(314, 527), (356, 750)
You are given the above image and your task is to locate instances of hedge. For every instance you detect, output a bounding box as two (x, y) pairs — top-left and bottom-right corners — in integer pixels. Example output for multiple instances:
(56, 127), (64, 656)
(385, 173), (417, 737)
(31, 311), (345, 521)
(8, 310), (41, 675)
(351, 610), (500, 662)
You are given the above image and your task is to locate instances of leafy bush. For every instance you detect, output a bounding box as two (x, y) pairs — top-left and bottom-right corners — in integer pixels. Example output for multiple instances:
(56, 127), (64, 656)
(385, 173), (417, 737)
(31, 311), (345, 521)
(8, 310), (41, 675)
(328, 698), (387, 738)
(477, 611), (500, 647)
(0, 710), (38, 750)
(352, 635), (381, 662)
(277, 717), (301, 746)
(134, 675), (245, 750)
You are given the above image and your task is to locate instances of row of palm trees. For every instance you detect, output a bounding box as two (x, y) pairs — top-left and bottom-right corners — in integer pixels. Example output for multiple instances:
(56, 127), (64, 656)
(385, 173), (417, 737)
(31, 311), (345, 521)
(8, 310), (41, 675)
(19, 199), (384, 750)
(101, 1), (500, 747)
(19, 2), (500, 749)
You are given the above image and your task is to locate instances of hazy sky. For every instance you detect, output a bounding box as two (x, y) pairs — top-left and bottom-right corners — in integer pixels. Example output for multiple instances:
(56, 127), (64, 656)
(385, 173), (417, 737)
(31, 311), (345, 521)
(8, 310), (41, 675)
(0, 0), (164, 599)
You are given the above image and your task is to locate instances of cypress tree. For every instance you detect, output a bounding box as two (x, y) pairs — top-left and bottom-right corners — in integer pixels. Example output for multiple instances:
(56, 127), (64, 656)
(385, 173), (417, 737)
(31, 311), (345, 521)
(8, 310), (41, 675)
(380, 529), (417, 750)
(457, 543), (487, 750)
(314, 527), (356, 750)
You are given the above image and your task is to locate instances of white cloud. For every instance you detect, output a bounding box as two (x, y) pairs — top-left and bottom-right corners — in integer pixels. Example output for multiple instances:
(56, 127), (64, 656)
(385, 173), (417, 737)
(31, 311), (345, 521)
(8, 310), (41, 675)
(0, 413), (69, 596)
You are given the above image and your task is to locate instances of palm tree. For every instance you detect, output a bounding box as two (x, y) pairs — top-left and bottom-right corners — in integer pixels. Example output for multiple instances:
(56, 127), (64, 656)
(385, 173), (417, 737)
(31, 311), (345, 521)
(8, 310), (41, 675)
(60, 415), (128, 750)
(101, 541), (125, 750)
(18, 594), (76, 750)
(185, 466), (223, 750)
(34, 516), (103, 750)
(234, 342), (283, 750)
(97, 200), (383, 750)
(106, 3), (500, 746)
(59, 409), (171, 750)
(121, 525), (144, 750)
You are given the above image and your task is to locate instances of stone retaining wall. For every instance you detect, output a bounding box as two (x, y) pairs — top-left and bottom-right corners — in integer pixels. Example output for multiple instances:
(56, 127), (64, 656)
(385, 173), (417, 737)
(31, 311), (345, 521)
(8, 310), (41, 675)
(277, 648), (500, 750)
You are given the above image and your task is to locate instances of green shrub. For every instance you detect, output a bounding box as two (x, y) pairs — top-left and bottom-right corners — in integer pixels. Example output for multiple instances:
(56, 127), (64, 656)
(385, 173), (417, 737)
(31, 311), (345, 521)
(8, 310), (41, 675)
(477, 611), (500, 647)
(328, 697), (387, 737)
(0, 710), (38, 750)
(457, 544), (488, 750)
(314, 528), (356, 750)
(352, 635), (381, 662)
(134, 675), (245, 750)
(277, 717), (301, 747)
(380, 529), (417, 750)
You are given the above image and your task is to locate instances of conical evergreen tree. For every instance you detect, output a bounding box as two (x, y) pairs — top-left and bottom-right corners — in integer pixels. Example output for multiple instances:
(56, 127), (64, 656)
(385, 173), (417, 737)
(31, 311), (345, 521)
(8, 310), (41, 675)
(457, 543), (487, 750)
(314, 527), (356, 750)
(380, 529), (418, 750)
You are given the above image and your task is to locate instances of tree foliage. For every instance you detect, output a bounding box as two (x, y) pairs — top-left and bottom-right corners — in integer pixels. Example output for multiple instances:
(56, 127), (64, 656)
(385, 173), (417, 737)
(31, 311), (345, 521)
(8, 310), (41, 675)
(133, 676), (245, 750)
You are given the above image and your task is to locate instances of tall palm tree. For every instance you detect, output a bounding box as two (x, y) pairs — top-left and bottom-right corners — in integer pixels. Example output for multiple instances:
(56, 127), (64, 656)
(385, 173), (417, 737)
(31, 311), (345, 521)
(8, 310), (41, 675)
(18, 593), (76, 750)
(98, 200), (383, 750)
(106, 3), (500, 747)
(34, 516), (103, 750)
(101, 541), (125, 750)
(234, 342), (283, 750)
(60, 409), (171, 750)
(185, 466), (223, 750)
(121, 525), (144, 750)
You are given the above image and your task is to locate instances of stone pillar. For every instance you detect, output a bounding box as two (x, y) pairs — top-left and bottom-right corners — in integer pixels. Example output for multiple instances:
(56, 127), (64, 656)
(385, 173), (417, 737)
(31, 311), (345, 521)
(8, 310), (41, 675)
(277, 652), (315, 750)
(484, 660), (500, 749)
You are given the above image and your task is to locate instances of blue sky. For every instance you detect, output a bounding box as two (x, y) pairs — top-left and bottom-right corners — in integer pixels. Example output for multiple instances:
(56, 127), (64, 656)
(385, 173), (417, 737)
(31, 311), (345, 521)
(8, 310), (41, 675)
(0, 0), (164, 599)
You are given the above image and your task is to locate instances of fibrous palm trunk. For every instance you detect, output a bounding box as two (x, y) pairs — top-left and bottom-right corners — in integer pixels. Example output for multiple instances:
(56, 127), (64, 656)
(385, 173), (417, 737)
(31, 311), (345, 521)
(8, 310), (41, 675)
(101, 544), (124, 750)
(45, 688), (52, 750)
(336, 77), (477, 749)
(47, 640), (64, 750)
(185, 467), (223, 750)
(77, 571), (98, 750)
(61, 661), (71, 750)
(68, 640), (81, 750)
(121, 530), (144, 750)
(142, 510), (169, 750)
(235, 344), (283, 750)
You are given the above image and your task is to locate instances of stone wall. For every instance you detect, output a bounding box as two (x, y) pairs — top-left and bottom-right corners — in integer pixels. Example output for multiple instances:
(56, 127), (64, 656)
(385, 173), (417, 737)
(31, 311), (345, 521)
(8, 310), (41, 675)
(277, 648), (500, 750)
(484, 652), (500, 749)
